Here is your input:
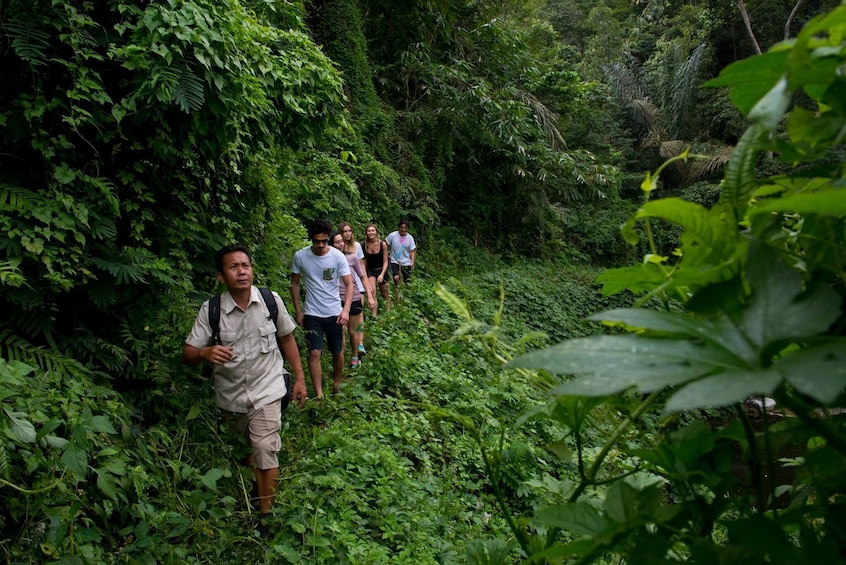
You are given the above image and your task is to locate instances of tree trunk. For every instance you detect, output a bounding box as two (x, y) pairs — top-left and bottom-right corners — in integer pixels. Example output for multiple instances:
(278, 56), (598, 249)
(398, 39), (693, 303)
(736, 0), (762, 54)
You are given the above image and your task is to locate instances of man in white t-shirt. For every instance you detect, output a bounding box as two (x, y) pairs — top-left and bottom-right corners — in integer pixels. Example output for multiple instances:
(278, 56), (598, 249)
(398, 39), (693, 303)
(386, 219), (417, 304)
(290, 218), (353, 397)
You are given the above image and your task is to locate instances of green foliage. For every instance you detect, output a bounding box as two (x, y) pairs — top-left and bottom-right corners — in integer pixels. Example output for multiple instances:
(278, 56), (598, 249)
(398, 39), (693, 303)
(0, 0), (343, 392)
(494, 6), (846, 562)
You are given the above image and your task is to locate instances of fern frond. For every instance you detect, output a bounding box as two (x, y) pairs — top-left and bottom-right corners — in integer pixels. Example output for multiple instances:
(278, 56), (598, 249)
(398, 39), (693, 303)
(0, 260), (25, 288)
(88, 215), (118, 240)
(174, 65), (205, 113)
(89, 256), (147, 285)
(2, 20), (50, 67)
(0, 439), (9, 480)
(8, 306), (55, 339)
(0, 329), (88, 378)
(0, 184), (46, 210)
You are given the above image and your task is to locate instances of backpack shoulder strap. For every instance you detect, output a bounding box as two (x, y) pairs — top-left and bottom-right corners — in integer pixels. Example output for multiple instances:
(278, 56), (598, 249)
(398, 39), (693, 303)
(207, 294), (221, 346)
(208, 288), (279, 343)
(258, 287), (279, 330)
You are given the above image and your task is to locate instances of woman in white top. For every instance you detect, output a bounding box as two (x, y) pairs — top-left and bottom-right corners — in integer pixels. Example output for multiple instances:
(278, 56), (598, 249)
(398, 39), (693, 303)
(339, 222), (377, 323)
(332, 231), (367, 368)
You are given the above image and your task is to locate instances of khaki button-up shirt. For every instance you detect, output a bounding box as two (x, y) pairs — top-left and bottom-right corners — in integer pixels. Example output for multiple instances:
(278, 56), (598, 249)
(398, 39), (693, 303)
(185, 287), (297, 413)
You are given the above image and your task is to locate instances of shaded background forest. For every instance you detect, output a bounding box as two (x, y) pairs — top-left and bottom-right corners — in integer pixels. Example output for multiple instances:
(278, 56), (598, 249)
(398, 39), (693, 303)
(2, 0), (845, 562)
(1, 0), (839, 380)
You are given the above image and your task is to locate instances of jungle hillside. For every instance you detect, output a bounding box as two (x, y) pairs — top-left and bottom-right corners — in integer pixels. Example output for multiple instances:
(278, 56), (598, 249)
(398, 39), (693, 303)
(2, 0), (846, 563)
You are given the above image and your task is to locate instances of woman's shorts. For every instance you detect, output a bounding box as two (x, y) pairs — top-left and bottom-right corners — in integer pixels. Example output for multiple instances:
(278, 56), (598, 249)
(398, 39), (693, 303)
(348, 299), (364, 316)
(367, 267), (387, 282)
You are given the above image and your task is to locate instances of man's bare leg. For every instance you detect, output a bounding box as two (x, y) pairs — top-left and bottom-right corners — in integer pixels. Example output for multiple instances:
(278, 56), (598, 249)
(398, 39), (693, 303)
(255, 466), (279, 514)
(308, 349), (323, 398)
(332, 351), (344, 394)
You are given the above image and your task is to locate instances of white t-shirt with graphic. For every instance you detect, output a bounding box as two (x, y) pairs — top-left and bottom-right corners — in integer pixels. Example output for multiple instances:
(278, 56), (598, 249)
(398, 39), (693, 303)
(292, 246), (351, 317)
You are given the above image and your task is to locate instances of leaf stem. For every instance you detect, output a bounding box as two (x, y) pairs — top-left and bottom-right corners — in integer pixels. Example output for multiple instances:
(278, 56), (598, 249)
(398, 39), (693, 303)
(569, 390), (661, 503)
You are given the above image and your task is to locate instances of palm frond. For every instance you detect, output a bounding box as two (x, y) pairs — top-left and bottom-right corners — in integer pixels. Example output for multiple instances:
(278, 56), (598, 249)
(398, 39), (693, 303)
(0, 185), (45, 209)
(0, 260), (25, 288)
(88, 255), (147, 285)
(666, 43), (707, 138)
(628, 98), (663, 142)
(687, 144), (734, 183)
(517, 91), (566, 151)
(659, 140), (686, 159)
(602, 62), (645, 103)
(0, 440), (9, 481)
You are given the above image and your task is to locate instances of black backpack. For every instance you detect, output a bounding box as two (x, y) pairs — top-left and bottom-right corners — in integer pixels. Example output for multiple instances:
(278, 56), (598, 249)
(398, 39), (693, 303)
(206, 287), (293, 409)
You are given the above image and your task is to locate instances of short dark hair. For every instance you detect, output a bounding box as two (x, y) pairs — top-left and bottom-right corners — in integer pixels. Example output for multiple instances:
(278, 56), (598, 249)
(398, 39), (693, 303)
(399, 218), (409, 228)
(329, 230), (341, 245)
(214, 244), (251, 273)
(308, 218), (333, 239)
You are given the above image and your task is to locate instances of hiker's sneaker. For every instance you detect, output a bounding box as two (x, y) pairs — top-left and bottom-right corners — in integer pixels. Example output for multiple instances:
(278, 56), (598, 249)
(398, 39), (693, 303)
(357, 344), (367, 355)
(351, 357), (360, 369)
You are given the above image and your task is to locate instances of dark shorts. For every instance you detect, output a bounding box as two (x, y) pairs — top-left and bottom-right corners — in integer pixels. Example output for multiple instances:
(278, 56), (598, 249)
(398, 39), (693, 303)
(349, 299), (364, 316)
(303, 315), (344, 355)
(367, 267), (387, 282)
(390, 263), (412, 284)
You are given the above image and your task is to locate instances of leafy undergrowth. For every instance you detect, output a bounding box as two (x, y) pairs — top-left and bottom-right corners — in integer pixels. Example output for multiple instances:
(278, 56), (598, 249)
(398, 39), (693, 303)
(252, 261), (643, 563)
(1, 259), (647, 564)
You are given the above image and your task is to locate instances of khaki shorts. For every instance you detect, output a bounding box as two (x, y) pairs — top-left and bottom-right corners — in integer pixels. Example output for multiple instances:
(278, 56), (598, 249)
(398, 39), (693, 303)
(228, 399), (282, 470)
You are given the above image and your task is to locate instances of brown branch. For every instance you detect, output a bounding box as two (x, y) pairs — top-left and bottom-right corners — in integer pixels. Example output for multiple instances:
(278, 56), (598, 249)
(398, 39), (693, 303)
(736, 0), (762, 54)
(784, 0), (805, 41)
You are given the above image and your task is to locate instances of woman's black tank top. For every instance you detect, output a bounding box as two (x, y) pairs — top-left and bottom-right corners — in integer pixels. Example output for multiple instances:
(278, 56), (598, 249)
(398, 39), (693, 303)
(364, 240), (385, 271)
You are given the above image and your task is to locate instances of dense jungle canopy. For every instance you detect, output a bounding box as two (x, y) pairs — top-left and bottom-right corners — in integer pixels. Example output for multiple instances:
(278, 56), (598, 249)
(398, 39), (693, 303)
(2, 0), (846, 563)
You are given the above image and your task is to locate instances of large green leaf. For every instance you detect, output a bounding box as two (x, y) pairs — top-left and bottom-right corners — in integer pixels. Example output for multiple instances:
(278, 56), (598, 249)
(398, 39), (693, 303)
(721, 125), (767, 219)
(595, 265), (667, 296)
(774, 340), (846, 404)
(4, 408), (37, 443)
(628, 198), (733, 266)
(742, 241), (841, 352)
(665, 369), (783, 412)
(590, 309), (756, 367)
(96, 468), (118, 501)
(748, 76), (792, 131)
(534, 502), (607, 535)
(752, 187), (846, 216)
(704, 51), (788, 114)
(61, 443), (89, 477)
(508, 335), (738, 396)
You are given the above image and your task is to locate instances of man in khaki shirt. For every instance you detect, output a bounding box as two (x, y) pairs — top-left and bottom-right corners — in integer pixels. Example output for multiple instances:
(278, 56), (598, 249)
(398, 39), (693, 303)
(182, 244), (307, 523)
